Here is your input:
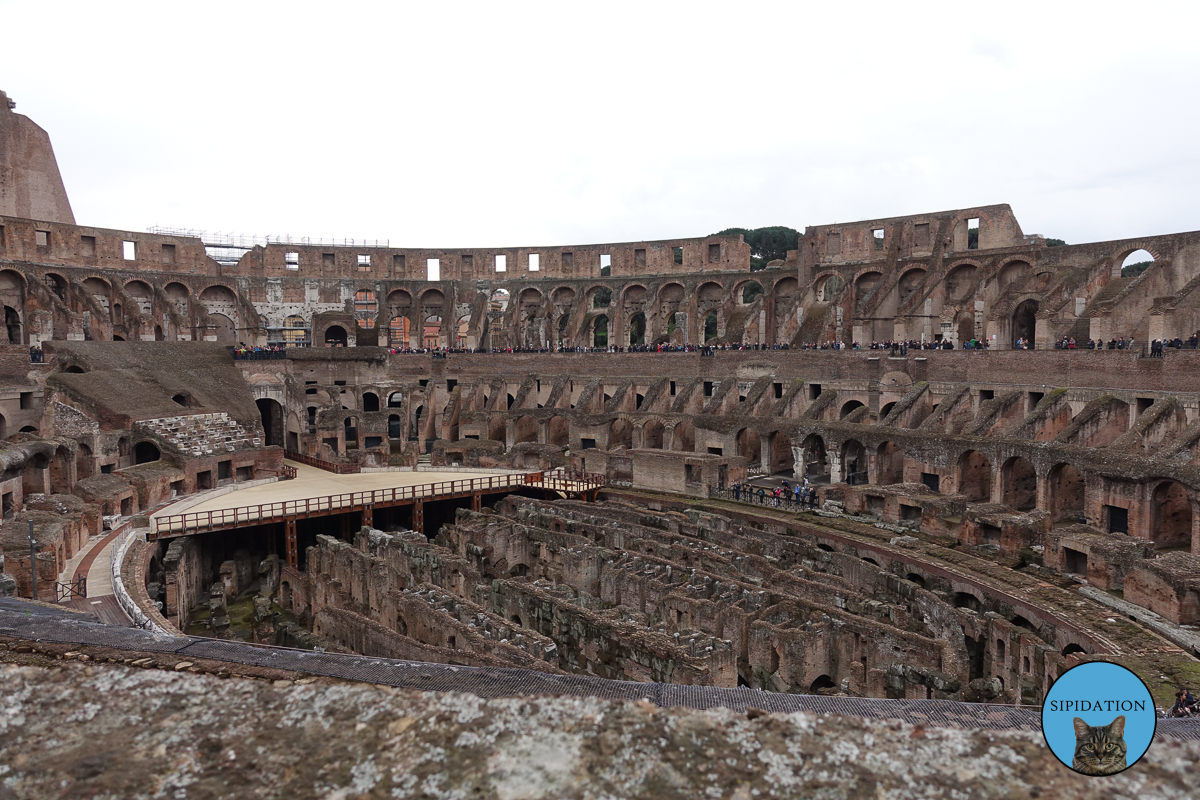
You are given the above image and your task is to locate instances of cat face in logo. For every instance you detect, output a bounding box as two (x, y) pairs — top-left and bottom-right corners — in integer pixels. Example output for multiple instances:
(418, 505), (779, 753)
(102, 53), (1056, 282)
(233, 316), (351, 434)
(1071, 715), (1127, 776)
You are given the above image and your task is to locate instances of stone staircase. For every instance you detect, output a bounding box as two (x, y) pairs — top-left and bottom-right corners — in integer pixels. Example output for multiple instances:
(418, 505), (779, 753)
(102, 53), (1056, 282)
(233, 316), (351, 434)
(1067, 276), (1137, 343)
(138, 413), (261, 457)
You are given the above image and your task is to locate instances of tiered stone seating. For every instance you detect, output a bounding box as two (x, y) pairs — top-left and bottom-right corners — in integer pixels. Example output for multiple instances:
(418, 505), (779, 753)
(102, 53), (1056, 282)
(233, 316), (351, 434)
(137, 413), (261, 457)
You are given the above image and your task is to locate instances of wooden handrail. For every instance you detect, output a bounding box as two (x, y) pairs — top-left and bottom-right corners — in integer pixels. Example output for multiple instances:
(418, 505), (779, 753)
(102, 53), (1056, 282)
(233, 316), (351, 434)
(152, 470), (606, 536)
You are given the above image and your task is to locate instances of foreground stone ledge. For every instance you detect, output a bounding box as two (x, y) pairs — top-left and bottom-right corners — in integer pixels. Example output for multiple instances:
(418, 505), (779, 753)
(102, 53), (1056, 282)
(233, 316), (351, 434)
(1, 663), (1197, 799)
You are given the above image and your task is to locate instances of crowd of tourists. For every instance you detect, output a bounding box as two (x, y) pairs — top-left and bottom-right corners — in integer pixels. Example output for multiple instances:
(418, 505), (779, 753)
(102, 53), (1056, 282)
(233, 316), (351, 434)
(230, 343), (288, 360)
(728, 478), (820, 510)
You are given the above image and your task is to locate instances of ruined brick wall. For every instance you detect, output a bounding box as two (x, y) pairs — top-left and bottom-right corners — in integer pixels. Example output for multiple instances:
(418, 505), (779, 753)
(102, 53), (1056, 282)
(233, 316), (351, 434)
(0, 91), (74, 225)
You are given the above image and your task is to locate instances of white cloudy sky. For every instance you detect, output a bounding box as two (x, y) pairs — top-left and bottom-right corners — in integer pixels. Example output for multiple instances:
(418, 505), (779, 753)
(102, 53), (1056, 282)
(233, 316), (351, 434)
(4, 1), (1198, 248)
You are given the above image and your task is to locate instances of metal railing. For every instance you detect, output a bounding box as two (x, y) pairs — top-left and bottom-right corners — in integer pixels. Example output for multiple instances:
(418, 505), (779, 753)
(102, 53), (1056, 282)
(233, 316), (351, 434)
(283, 450), (361, 474)
(278, 465), (298, 480)
(709, 485), (820, 511)
(152, 470), (605, 536)
(55, 574), (86, 601)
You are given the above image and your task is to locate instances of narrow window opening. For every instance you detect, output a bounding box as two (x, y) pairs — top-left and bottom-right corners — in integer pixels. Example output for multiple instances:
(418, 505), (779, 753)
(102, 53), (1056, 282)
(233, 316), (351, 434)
(161, 243), (177, 264)
(673, 246), (683, 265)
(774, 382), (783, 399)
(581, 438), (596, 450)
(708, 243), (720, 263)
(528, 253), (539, 272)
(36, 230), (49, 248)
(703, 381), (714, 397)
(427, 258), (440, 281)
(285, 252), (299, 270)
(19, 391), (32, 409)
(872, 229), (884, 250)
(808, 383), (822, 400)
(967, 218), (980, 250)
(979, 389), (994, 401)
(600, 254), (611, 277)
(392, 254), (405, 273)
(1136, 397), (1154, 416)
(322, 253), (335, 270)
(495, 254), (507, 273)
(707, 447), (723, 456)
(123, 241), (136, 260)
(357, 254), (371, 271)
(669, 380), (676, 396)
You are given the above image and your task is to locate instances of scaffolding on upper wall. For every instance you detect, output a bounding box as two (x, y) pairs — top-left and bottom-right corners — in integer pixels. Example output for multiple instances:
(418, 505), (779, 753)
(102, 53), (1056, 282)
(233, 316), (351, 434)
(146, 226), (391, 266)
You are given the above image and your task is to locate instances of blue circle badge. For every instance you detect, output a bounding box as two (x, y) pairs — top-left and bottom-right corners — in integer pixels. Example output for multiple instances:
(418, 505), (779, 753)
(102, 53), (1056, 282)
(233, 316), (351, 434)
(1041, 661), (1156, 776)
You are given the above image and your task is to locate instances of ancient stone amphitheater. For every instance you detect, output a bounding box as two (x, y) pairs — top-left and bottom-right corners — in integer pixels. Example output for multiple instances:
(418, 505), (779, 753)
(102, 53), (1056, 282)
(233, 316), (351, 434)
(2, 88), (1199, 797)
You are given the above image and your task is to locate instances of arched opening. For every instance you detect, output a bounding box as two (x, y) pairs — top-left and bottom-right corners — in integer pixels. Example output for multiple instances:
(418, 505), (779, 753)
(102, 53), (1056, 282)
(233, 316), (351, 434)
(944, 265), (977, 303)
(809, 674), (836, 694)
(703, 310), (718, 343)
(1152, 481), (1192, 550)
(1048, 463), (1085, 521)
(817, 274), (845, 302)
(769, 431), (794, 475)
(801, 434), (828, 481)
(879, 401), (896, 421)
(1121, 249), (1155, 278)
(839, 400), (865, 420)
(547, 416), (570, 447)
(741, 281), (764, 304)
(842, 439), (865, 485)
(514, 415), (538, 445)
(64, 365), (85, 374)
(44, 273), (67, 301)
(76, 443), (92, 480)
(609, 418), (632, 450)
(735, 428), (761, 466)
(133, 441), (160, 464)
(997, 260), (1031, 293)
(354, 290), (378, 328)
(283, 315), (308, 346)
(388, 316), (411, 348)
(387, 391), (404, 409)
(906, 573), (926, 589)
(1001, 457), (1037, 511)
(958, 450), (992, 502)
(593, 315), (608, 347)
(955, 311), (974, 345)
(4, 306), (21, 344)
(954, 592), (982, 613)
(154, 324), (164, 341)
(1012, 299), (1038, 348)
(671, 421), (695, 452)
(362, 392), (380, 413)
(1062, 643), (1086, 657)
(206, 314), (236, 344)
(875, 441), (903, 485)
(324, 325), (348, 347)
(628, 312), (646, 346)
(642, 420), (664, 449)
(256, 398), (284, 447)
(423, 315), (442, 348)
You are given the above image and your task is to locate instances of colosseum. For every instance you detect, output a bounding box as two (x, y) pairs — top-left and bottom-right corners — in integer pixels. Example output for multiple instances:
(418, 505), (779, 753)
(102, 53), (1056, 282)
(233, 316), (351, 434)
(2, 87), (1200, 792)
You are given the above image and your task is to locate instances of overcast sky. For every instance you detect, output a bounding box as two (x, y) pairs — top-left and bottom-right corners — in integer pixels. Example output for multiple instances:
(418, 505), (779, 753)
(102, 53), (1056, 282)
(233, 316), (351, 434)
(4, 1), (1198, 249)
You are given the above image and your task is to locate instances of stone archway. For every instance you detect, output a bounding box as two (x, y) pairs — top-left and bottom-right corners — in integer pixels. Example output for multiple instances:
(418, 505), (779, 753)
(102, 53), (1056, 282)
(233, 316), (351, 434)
(1001, 456), (1037, 510)
(1152, 481), (1192, 550)
(958, 450), (992, 502)
(875, 441), (903, 485)
(1048, 463), (1085, 521)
